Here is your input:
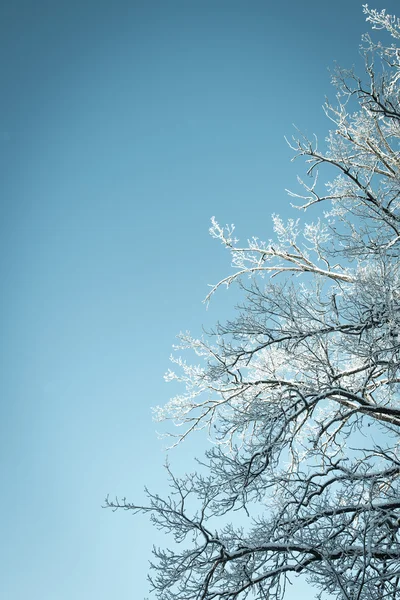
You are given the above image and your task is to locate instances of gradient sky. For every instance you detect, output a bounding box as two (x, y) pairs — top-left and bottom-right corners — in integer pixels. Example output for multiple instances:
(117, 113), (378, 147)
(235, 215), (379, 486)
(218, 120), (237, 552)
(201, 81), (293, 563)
(1, 1), (398, 599)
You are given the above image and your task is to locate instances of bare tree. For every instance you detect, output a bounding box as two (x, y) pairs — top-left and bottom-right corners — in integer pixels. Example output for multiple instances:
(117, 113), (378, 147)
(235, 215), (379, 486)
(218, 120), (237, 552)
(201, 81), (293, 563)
(106, 7), (400, 599)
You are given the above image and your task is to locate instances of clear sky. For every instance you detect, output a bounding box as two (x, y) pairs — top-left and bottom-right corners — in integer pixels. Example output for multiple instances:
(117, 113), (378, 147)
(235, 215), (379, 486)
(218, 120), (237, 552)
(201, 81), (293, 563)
(1, 1), (398, 599)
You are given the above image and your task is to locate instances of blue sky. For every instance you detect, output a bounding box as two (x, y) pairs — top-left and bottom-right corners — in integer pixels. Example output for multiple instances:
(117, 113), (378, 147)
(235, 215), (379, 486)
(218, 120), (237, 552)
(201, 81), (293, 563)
(1, 1), (398, 599)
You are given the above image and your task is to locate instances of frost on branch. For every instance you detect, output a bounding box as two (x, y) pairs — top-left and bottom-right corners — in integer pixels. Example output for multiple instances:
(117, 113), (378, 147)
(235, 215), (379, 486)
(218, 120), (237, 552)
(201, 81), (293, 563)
(107, 8), (400, 600)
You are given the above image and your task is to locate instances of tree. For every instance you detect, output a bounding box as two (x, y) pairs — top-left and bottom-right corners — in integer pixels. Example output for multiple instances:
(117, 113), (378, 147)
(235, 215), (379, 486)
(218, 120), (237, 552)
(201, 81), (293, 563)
(106, 7), (400, 599)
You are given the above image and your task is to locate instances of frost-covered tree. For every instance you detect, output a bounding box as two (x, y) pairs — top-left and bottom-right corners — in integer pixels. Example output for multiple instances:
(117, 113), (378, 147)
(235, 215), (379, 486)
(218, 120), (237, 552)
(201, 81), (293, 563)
(107, 7), (400, 600)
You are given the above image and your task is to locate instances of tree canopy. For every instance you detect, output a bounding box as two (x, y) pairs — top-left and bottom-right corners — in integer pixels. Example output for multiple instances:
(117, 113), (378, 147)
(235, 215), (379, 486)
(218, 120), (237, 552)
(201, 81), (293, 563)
(107, 7), (400, 599)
